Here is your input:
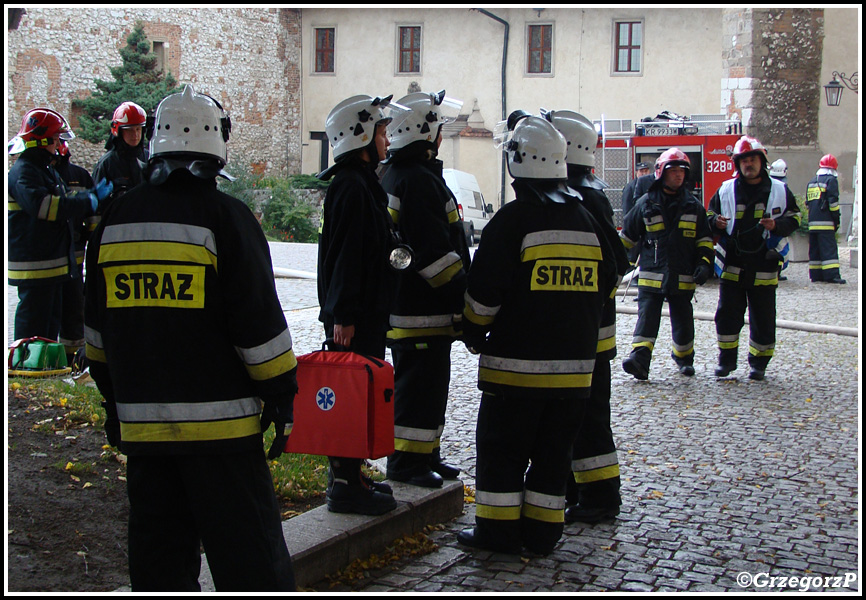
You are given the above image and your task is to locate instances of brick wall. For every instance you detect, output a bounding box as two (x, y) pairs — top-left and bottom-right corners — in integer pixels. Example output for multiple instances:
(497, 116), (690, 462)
(6, 7), (302, 177)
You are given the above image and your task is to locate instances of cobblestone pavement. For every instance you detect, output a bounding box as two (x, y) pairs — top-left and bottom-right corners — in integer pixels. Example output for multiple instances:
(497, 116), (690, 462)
(273, 244), (860, 594)
(8, 242), (860, 592)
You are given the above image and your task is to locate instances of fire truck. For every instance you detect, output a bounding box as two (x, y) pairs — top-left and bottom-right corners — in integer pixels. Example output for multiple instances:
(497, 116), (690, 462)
(592, 112), (743, 226)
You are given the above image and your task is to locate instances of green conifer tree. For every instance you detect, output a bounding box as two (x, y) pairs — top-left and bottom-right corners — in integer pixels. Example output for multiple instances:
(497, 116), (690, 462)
(72, 21), (180, 144)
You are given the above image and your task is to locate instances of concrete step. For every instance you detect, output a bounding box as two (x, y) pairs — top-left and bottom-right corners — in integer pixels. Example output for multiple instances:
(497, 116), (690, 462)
(196, 478), (465, 591)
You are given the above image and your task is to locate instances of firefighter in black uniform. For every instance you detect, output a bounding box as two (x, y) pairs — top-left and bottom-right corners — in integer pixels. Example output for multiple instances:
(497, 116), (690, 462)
(707, 135), (800, 381)
(84, 85), (296, 591)
(620, 148), (715, 381)
(8, 108), (109, 342)
(382, 90), (470, 488)
(54, 139), (95, 366)
(92, 101), (148, 203)
(543, 109), (630, 524)
(317, 93), (404, 516)
(457, 113), (617, 555)
(621, 162), (652, 219)
(806, 154), (846, 284)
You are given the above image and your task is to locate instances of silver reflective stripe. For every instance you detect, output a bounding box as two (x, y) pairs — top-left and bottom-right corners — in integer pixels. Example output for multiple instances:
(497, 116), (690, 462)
(444, 198), (457, 214)
(754, 271), (778, 282)
(84, 326), (104, 349)
(116, 397), (262, 422)
(598, 324), (616, 340)
(476, 490), (523, 507)
(631, 335), (656, 345)
(680, 214), (697, 223)
(521, 230), (600, 252)
(679, 274), (695, 283)
(717, 334), (739, 343)
(644, 215), (664, 227)
(8, 256), (68, 271)
(235, 329), (293, 366)
(524, 489), (565, 510)
(640, 271), (664, 282)
(465, 291), (500, 317)
(390, 314), (455, 328)
(672, 340), (693, 352)
(418, 252), (461, 281)
(572, 451), (619, 472)
(749, 340), (774, 353)
(388, 194), (401, 212)
(37, 195), (55, 220)
(394, 425), (439, 442)
(480, 355), (595, 375)
(102, 222), (217, 255)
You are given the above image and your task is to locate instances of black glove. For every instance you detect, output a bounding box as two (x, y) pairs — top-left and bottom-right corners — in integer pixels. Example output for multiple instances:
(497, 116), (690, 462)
(101, 401), (121, 448)
(693, 263), (711, 286)
(261, 397), (294, 460)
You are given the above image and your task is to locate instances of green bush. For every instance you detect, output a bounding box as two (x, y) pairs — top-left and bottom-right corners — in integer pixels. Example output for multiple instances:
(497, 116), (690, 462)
(794, 195), (809, 234)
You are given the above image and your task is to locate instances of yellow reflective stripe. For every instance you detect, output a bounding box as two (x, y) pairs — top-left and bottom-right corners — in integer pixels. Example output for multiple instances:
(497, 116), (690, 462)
(8, 201), (22, 211)
(522, 504), (564, 524)
(574, 463), (621, 484)
(388, 207), (399, 223)
(638, 277), (662, 288)
(671, 344), (694, 358)
(85, 343), (107, 363)
(631, 340), (654, 350)
(646, 222), (664, 232)
(678, 221), (696, 230)
(8, 264), (69, 281)
(720, 271), (740, 282)
(753, 272), (779, 286)
(120, 415), (262, 443)
(479, 368), (591, 389)
(394, 436), (438, 453)
(99, 241), (218, 272)
(718, 341), (739, 350)
(244, 350), (298, 381)
(387, 325), (458, 340)
(521, 243), (603, 262)
(427, 260), (463, 288)
(476, 504), (522, 521)
(619, 235), (636, 250)
(465, 304), (495, 326)
(447, 208), (459, 224)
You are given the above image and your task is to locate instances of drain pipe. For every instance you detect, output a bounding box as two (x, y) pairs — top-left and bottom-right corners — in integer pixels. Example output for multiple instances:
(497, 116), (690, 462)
(471, 8), (509, 210)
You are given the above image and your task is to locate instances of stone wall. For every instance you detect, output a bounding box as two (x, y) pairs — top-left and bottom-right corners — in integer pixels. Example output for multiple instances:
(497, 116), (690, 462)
(722, 8), (824, 147)
(6, 7), (302, 177)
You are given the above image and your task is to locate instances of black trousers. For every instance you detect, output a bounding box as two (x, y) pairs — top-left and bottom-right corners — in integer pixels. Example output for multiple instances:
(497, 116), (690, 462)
(387, 340), (452, 476)
(714, 283), (777, 371)
(567, 359), (620, 508)
(14, 283), (63, 341)
(474, 391), (585, 555)
(808, 230), (841, 281)
(127, 452), (295, 592)
(628, 290), (695, 369)
(59, 270), (85, 358)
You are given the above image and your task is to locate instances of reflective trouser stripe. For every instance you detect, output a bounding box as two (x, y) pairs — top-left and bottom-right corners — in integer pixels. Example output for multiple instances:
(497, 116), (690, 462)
(572, 451), (620, 484)
(120, 415), (262, 443)
(394, 425), (440, 453)
(717, 333), (739, 350)
(749, 339), (775, 358)
(475, 490), (522, 521)
(521, 490), (565, 524)
(631, 335), (655, 351)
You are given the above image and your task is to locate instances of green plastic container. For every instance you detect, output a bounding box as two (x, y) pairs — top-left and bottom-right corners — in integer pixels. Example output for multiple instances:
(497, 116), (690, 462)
(11, 340), (68, 371)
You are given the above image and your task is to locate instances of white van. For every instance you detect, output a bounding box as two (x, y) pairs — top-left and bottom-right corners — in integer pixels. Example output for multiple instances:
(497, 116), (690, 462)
(443, 169), (493, 247)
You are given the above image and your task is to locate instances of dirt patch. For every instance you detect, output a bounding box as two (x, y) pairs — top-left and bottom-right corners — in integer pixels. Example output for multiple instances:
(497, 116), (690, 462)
(7, 381), (130, 592)
(6, 381), (325, 592)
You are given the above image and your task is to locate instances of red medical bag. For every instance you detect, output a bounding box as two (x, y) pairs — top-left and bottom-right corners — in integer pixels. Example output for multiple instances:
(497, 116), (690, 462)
(284, 347), (395, 459)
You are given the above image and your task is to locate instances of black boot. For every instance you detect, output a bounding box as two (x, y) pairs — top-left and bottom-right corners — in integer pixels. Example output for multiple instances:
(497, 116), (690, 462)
(327, 480), (397, 516)
(430, 447), (460, 479)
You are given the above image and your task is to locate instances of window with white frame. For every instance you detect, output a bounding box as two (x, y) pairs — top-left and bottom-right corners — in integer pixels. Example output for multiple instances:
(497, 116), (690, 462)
(613, 20), (643, 74)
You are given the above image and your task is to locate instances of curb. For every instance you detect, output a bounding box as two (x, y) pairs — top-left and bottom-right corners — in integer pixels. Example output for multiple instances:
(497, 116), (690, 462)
(196, 479), (465, 591)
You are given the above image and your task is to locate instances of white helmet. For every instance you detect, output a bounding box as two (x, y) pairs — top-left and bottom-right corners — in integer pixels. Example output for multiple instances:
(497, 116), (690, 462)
(541, 109), (599, 167)
(325, 94), (399, 161)
(149, 85), (231, 165)
(502, 114), (567, 180)
(769, 158), (788, 178)
(387, 90), (463, 152)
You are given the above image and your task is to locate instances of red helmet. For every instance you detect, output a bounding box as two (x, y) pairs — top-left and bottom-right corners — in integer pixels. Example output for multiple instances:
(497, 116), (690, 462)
(819, 154), (838, 170)
(110, 101), (147, 137)
(57, 139), (69, 156)
(16, 108), (73, 149)
(731, 136), (768, 166)
(654, 148), (691, 180)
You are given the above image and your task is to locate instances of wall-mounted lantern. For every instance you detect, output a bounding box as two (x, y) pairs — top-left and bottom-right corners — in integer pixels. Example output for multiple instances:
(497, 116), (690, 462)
(824, 71), (858, 107)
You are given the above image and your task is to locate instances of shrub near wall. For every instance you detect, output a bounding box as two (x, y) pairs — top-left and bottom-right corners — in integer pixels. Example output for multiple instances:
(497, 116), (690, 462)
(219, 169), (327, 243)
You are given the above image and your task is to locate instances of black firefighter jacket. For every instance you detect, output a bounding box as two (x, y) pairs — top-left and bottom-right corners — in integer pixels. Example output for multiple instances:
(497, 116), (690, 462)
(317, 157), (396, 333)
(462, 180), (618, 399)
(8, 148), (94, 286)
(620, 182), (715, 296)
(84, 169), (298, 456)
(382, 155), (471, 345)
(567, 170), (630, 361)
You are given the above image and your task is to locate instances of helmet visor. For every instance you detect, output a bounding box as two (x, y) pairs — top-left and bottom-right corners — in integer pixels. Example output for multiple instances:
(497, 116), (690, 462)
(436, 95), (463, 124)
(492, 120), (512, 149)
